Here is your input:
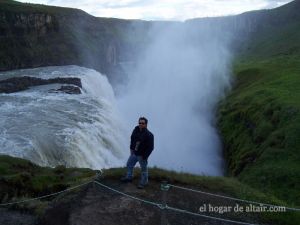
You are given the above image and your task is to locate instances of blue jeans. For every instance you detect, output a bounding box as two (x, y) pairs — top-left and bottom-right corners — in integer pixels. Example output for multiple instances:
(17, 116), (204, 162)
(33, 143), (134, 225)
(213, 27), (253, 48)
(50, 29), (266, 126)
(126, 153), (148, 185)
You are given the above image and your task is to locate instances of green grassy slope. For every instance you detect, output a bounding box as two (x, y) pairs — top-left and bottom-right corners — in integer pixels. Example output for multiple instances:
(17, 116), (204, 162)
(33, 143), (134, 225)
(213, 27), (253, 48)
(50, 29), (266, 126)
(0, 155), (95, 215)
(0, 155), (95, 200)
(218, 0), (300, 207)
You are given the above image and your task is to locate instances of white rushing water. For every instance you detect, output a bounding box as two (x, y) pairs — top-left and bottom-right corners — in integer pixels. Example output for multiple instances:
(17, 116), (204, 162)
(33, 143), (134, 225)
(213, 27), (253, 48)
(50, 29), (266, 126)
(0, 66), (127, 169)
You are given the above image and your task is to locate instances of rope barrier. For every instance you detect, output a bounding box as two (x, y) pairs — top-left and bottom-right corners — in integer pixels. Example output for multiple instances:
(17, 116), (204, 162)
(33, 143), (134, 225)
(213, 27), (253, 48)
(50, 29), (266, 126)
(0, 181), (92, 206)
(169, 184), (300, 212)
(93, 181), (258, 225)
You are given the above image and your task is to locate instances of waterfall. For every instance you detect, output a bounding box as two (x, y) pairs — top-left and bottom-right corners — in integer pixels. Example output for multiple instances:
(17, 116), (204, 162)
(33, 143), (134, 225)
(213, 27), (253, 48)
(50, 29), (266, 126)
(0, 65), (127, 169)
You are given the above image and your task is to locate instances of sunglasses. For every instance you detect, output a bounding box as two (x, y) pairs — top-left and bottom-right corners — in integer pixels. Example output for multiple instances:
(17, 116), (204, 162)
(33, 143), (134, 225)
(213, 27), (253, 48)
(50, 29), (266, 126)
(139, 122), (146, 125)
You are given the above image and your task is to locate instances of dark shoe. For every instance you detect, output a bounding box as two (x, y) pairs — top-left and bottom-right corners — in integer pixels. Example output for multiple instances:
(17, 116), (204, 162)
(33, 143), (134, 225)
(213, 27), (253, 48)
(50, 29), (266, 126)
(120, 177), (132, 183)
(137, 183), (145, 189)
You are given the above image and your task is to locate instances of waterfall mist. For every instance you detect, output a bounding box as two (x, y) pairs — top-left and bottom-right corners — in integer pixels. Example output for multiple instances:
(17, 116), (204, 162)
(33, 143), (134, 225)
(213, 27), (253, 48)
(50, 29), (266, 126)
(117, 22), (233, 175)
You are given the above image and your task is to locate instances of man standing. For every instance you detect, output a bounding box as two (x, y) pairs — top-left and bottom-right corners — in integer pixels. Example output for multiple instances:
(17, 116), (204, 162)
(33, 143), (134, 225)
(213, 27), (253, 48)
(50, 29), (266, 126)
(121, 117), (154, 189)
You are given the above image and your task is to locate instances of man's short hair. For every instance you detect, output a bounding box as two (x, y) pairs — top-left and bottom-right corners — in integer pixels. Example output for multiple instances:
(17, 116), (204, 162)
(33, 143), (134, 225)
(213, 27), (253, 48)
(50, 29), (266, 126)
(139, 117), (148, 125)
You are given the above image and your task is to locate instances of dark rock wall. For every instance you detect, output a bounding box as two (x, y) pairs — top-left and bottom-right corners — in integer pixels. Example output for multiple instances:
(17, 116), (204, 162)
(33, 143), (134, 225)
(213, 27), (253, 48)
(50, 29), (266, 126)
(0, 7), (79, 71)
(0, 1), (152, 82)
(1, 0), (299, 81)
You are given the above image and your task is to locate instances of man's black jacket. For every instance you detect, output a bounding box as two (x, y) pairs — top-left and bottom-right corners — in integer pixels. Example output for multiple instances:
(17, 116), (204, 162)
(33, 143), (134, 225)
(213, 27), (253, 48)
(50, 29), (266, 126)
(130, 126), (154, 160)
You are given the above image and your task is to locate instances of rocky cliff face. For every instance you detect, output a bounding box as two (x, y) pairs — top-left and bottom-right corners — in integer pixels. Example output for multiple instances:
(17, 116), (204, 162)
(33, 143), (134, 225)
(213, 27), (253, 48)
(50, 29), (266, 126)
(0, 1), (152, 83)
(0, 12), (57, 36)
(0, 3), (79, 72)
(106, 41), (118, 66)
(1, 0), (299, 81)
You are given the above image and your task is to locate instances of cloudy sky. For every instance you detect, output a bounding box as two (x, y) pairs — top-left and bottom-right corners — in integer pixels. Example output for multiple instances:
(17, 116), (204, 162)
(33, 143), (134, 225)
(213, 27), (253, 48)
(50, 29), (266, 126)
(18, 0), (293, 20)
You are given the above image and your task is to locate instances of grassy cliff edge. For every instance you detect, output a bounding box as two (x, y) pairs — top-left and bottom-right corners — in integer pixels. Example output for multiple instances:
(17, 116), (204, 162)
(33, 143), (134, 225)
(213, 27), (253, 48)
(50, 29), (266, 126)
(0, 155), (299, 224)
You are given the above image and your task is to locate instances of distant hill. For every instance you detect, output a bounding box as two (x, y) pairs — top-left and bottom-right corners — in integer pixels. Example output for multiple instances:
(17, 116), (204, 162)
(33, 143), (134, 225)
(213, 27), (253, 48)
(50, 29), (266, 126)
(236, 0), (300, 59)
(187, 0), (300, 59)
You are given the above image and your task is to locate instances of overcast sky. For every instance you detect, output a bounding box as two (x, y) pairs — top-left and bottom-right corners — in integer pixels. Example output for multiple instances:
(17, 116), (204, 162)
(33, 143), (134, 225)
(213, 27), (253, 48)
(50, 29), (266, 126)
(18, 0), (293, 20)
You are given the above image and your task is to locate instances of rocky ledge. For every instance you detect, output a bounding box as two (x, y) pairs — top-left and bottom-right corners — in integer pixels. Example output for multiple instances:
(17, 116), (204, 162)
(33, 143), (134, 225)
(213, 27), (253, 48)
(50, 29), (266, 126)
(49, 85), (82, 95)
(0, 76), (82, 94)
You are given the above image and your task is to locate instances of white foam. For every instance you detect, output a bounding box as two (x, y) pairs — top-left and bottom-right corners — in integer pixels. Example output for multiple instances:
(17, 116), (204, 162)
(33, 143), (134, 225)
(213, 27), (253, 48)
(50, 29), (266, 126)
(0, 66), (127, 169)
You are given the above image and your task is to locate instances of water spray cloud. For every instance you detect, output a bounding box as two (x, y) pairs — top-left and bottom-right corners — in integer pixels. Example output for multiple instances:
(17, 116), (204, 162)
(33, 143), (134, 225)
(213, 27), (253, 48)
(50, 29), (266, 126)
(117, 22), (232, 175)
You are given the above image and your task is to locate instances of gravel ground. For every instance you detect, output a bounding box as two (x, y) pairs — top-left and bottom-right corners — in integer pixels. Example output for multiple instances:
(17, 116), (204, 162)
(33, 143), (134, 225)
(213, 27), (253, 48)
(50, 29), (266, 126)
(0, 208), (37, 225)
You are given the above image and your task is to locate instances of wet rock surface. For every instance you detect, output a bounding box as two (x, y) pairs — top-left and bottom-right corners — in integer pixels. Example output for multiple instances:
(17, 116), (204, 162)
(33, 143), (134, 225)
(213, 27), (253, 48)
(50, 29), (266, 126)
(0, 76), (82, 94)
(49, 85), (82, 94)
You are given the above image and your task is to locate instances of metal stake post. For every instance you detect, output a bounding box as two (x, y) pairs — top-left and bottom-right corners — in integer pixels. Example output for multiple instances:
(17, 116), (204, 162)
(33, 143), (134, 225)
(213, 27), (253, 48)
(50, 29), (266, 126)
(161, 181), (170, 225)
